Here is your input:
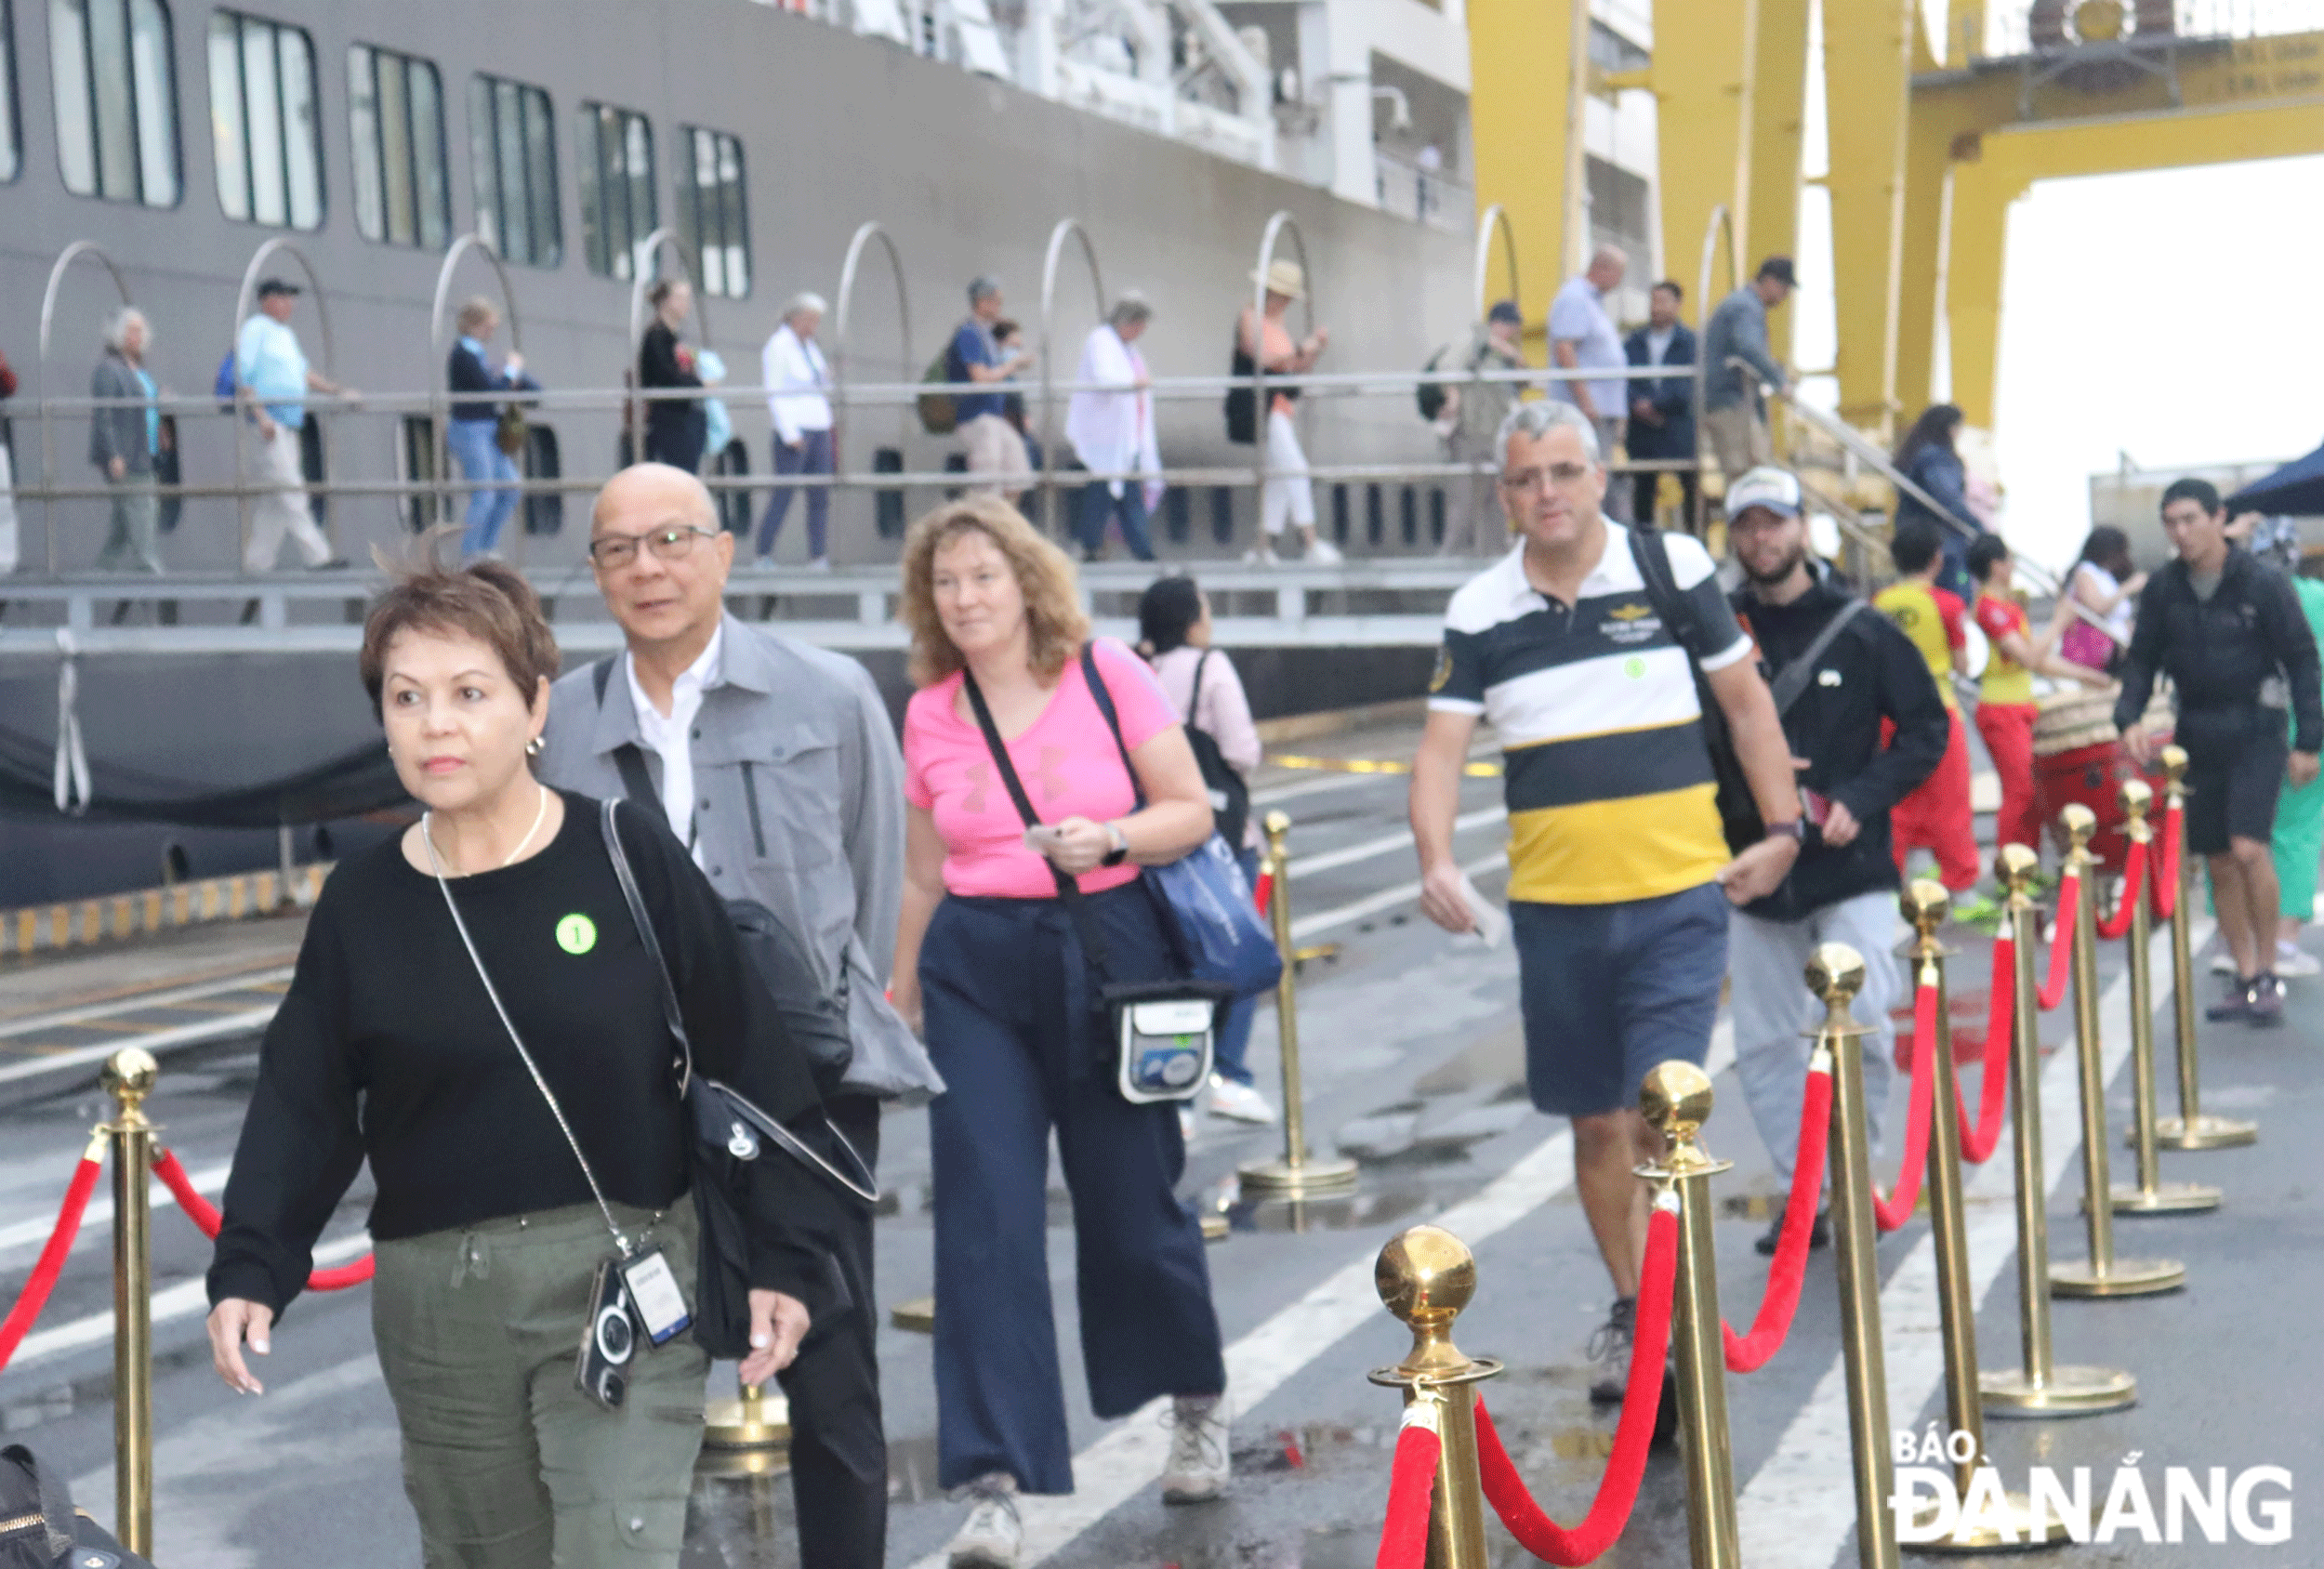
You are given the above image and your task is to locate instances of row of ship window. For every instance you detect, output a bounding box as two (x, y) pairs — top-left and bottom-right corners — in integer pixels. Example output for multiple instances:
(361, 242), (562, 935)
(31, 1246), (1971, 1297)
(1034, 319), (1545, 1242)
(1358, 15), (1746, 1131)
(0, 0), (753, 296)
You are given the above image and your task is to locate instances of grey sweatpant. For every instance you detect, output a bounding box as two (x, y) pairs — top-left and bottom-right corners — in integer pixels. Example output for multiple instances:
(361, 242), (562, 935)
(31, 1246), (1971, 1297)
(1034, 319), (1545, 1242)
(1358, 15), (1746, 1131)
(371, 1200), (708, 1569)
(1729, 889), (1900, 1185)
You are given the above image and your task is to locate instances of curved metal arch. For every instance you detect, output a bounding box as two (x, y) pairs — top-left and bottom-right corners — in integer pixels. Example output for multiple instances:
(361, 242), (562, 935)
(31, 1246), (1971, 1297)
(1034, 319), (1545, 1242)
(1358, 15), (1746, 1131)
(1470, 204), (1523, 325)
(1036, 218), (1107, 534)
(627, 227), (713, 349)
(830, 221), (914, 504)
(34, 243), (139, 573)
(428, 234), (527, 551)
(1248, 211), (1316, 520)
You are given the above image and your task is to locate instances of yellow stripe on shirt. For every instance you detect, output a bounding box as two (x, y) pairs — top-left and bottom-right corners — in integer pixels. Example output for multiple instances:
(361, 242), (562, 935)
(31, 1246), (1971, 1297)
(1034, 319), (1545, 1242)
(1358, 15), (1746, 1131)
(1504, 783), (1729, 905)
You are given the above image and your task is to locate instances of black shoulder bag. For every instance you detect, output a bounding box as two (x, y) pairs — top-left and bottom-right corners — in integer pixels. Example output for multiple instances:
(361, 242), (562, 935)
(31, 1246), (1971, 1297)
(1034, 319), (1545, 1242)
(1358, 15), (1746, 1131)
(958, 668), (1228, 1103)
(1, 1444), (152, 1569)
(1181, 650), (1252, 852)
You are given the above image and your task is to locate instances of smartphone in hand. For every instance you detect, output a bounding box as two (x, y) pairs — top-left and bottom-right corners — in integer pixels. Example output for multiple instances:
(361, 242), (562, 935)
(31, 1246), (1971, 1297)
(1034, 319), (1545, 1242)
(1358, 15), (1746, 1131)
(1023, 824), (1066, 855)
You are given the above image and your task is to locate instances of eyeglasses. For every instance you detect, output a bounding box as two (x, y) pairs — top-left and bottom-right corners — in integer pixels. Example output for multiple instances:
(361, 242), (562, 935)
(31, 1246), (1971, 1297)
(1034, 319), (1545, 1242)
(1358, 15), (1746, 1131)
(1499, 463), (1595, 494)
(588, 526), (718, 570)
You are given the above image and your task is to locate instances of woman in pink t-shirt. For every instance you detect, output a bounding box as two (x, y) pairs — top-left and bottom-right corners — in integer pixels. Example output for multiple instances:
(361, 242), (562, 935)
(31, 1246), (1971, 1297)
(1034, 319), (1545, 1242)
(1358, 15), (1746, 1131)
(889, 497), (1230, 1560)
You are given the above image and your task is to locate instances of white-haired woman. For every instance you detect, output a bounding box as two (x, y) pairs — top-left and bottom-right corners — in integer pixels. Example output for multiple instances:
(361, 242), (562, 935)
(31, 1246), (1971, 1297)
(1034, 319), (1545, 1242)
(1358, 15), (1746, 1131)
(758, 291), (835, 570)
(447, 297), (540, 558)
(1063, 294), (1161, 563)
(91, 307), (164, 573)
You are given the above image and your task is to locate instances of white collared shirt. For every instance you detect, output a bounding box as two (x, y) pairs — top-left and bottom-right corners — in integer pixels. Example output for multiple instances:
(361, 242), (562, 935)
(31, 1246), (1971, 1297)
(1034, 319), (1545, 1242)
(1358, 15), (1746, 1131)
(762, 324), (833, 443)
(625, 624), (725, 865)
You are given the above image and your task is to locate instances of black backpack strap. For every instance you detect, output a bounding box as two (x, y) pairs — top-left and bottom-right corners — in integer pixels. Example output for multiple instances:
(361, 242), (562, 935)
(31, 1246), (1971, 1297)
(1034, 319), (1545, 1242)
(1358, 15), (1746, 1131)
(1186, 649), (1210, 732)
(593, 653), (663, 807)
(1767, 598), (1868, 717)
(959, 666), (1116, 980)
(1627, 523), (1704, 653)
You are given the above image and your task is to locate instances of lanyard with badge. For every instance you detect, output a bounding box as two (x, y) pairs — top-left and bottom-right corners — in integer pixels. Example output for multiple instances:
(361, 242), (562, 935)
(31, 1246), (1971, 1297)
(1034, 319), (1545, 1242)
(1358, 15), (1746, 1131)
(420, 818), (692, 1409)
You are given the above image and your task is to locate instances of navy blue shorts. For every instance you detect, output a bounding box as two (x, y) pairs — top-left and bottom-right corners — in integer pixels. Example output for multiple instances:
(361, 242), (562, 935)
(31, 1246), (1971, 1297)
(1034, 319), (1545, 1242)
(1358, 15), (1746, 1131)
(1511, 880), (1731, 1118)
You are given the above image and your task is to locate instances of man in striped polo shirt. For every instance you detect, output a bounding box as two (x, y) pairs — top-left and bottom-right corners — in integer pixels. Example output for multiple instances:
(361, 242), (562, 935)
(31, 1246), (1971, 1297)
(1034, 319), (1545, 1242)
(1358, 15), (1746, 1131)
(1409, 400), (1803, 1402)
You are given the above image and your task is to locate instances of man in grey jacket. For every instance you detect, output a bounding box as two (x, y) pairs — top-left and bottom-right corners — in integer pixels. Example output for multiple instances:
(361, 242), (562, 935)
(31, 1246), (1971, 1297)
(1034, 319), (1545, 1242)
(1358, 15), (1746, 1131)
(539, 462), (937, 1569)
(1701, 257), (1795, 481)
(90, 308), (164, 574)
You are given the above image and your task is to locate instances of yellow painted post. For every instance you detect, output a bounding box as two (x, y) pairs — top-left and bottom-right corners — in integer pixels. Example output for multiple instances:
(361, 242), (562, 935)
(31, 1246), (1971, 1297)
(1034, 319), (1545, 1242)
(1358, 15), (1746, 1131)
(1822, 0), (1918, 437)
(1466, 0), (1580, 332)
(1891, 117), (1950, 421)
(1939, 153), (2017, 432)
(1748, 0), (1810, 364)
(1651, 0), (1761, 297)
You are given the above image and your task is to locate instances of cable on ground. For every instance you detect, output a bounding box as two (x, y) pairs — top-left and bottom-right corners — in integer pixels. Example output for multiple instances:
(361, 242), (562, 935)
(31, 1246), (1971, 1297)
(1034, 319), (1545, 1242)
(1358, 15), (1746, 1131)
(1722, 1061), (1830, 1372)
(152, 1148), (375, 1292)
(1373, 1400), (1444, 1569)
(0, 1139), (107, 1373)
(2093, 839), (2148, 942)
(1472, 1203), (1678, 1565)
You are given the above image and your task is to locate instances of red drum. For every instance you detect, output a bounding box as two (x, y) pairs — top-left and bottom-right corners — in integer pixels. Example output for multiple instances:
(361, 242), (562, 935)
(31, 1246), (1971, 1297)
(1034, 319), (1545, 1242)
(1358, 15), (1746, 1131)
(2031, 692), (2170, 872)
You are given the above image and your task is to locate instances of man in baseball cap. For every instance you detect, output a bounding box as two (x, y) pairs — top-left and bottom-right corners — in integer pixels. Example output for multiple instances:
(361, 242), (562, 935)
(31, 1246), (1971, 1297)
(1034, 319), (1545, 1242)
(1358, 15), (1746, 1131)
(1722, 464), (1950, 1254)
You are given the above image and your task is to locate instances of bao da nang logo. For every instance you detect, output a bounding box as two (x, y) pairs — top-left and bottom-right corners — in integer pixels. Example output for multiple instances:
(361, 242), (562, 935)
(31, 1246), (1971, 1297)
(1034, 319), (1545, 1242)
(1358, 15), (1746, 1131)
(1890, 1429), (2292, 1547)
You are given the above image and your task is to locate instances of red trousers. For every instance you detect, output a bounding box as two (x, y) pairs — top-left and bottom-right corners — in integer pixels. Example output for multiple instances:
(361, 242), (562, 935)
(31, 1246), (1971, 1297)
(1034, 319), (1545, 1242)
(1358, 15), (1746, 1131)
(1974, 701), (2040, 859)
(1890, 707), (1980, 890)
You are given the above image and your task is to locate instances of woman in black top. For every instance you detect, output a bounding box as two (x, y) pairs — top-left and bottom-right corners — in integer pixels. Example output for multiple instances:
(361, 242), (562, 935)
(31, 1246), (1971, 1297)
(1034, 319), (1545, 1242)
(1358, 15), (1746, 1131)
(205, 557), (834, 1567)
(638, 279), (706, 474)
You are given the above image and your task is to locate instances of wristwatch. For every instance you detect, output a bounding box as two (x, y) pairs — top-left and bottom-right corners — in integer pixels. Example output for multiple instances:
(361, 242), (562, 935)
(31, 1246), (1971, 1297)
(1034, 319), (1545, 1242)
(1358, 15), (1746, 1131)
(1101, 823), (1130, 867)
(1763, 819), (1806, 845)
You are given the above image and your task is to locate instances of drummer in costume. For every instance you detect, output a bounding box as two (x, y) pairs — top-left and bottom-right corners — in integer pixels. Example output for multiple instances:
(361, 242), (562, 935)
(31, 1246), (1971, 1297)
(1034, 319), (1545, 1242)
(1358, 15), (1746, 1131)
(1873, 519), (1984, 909)
(1964, 534), (2110, 858)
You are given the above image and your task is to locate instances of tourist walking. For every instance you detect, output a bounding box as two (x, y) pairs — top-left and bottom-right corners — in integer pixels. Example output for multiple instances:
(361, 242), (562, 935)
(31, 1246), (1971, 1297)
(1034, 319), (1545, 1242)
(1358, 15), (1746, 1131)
(1433, 300), (1525, 555)
(446, 297), (538, 559)
(90, 308), (165, 574)
(1549, 245), (1631, 521)
(1700, 257), (1794, 481)
(888, 497), (1229, 1567)
(1622, 282), (1698, 531)
(638, 279), (707, 475)
(757, 293), (835, 569)
(235, 279), (351, 572)
(1064, 295), (1161, 562)
(1232, 260), (1340, 563)
(950, 277), (1035, 501)
(1893, 403), (1983, 598)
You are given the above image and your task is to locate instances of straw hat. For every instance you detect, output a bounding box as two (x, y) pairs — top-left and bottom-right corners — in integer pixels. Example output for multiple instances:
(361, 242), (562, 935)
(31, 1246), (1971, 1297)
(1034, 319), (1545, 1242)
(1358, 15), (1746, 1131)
(1251, 258), (1307, 301)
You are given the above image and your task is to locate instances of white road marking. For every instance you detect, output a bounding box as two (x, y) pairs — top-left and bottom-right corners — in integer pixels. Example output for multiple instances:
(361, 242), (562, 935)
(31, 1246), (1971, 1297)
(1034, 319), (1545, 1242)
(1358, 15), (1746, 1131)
(1290, 850), (1507, 941)
(0, 1007), (278, 1091)
(1287, 806), (1504, 880)
(909, 1021), (1738, 1569)
(0, 1161), (230, 1257)
(1736, 918), (2208, 1565)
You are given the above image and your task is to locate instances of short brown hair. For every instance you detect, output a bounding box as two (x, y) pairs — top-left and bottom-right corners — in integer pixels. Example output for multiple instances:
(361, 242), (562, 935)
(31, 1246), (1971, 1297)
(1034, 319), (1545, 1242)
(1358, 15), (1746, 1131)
(357, 550), (560, 719)
(899, 497), (1089, 687)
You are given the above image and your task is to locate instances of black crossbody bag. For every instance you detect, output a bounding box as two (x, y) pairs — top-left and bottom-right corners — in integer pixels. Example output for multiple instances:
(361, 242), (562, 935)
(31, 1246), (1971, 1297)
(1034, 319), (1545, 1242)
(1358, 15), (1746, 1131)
(959, 667), (1229, 1103)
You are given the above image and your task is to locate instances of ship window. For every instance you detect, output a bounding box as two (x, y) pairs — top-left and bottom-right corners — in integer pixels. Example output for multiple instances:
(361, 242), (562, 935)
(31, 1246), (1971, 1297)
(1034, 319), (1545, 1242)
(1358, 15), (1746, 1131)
(1, 0), (20, 182)
(577, 100), (654, 281)
(349, 44), (446, 249)
(49, 0), (178, 204)
(470, 73), (560, 269)
(207, 10), (321, 228)
(676, 125), (747, 298)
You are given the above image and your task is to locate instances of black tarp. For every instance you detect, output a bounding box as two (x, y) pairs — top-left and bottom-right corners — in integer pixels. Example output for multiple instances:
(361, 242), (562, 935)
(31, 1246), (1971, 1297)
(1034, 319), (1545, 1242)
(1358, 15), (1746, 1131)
(0, 722), (409, 828)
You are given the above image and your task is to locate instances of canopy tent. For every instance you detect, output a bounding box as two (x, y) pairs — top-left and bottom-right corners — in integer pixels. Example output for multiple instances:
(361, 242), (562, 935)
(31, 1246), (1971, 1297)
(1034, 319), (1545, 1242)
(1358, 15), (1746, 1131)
(2225, 442), (2324, 518)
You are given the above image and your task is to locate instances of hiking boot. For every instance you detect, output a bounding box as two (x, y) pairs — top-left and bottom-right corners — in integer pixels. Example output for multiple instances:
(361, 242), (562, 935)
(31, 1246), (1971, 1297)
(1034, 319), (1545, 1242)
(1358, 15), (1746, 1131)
(946, 1475), (1022, 1568)
(1754, 1207), (1831, 1257)
(1586, 1298), (1635, 1405)
(1160, 1392), (1232, 1503)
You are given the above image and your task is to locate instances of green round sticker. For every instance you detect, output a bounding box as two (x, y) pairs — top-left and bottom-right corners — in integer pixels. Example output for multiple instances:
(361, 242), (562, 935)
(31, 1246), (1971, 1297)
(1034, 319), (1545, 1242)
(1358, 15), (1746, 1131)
(555, 913), (598, 955)
(1622, 655), (1647, 679)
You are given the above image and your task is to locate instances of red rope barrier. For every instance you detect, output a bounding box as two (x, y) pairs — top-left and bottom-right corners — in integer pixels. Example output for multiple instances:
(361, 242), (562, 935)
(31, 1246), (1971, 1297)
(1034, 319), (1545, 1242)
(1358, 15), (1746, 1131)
(0, 1146), (106, 1374)
(1872, 983), (1938, 1231)
(152, 1149), (375, 1293)
(1474, 1205), (1679, 1565)
(1252, 868), (1274, 915)
(1723, 1066), (1831, 1372)
(1955, 938), (2015, 1165)
(2151, 805), (2182, 921)
(2094, 839), (2148, 941)
(1374, 1407), (1444, 1569)
(2037, 872), (2078, 1010)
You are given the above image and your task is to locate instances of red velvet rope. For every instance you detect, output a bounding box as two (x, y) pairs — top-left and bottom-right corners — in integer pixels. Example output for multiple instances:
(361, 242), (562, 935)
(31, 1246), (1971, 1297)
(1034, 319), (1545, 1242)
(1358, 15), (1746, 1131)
(1252, 868), (1274, 915)
(2038, 873), (2079, 1010)
(0, 1153), (106, 1373)
(1955, 938), (2015, 1166)
(1374, 1415), (1444, 1569)
(1872, 983), (1939, 1231)
(153, 1148), (376, 1293)
(2093, 839), (2148, 941)
(1474, 1206), (1679, 1565)
(2151, 805), (2182, 921)
(1723, 1067), (1831, 1372)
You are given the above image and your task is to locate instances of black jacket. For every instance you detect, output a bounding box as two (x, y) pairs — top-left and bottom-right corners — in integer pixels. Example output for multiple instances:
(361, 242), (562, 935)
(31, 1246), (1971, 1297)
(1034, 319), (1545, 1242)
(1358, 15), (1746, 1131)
(2115, 546), (2323, 754)
(1729, 569), (1951, 922)
(446, 340), (541, 422)
(1621, 322), (1696, 458)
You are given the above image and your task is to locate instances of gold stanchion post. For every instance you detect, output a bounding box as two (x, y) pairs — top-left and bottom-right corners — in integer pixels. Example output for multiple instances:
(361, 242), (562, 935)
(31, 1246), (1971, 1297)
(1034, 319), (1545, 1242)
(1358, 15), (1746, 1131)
(2152, 745), (2258, 1151)
(2048, 805), (2184, 1298)
(697, 1381), (792, 1477)
(1980, 846), (2136, 1417)
(1806, 944), (1899, 1569)
(1239, 811), (1358, 1196)
(2107, 783), (2220, 1216)
(102, 1048), (158, 1558)
(1367, 1225), (1503, 1569)
(1637, 1061), (1741, 1569)
(1896, 884), (2065, 1550)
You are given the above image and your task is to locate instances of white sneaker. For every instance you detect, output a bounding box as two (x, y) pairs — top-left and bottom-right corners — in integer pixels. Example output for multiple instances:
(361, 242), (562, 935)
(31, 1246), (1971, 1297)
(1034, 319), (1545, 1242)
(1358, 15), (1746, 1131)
(1306, 536), (1343, 564)
(1207, 1075), (1277, 1126)
(805, 556), (833, 573)
(1243, 545), (1281, 565)
(1178, 1104), (1198, 1142)
(1160, 1392), (1232, 1503)
(947, 1476), (1021, 1568)
(2277, 943), (2321, 978)
(2212, 951), (2239, 975)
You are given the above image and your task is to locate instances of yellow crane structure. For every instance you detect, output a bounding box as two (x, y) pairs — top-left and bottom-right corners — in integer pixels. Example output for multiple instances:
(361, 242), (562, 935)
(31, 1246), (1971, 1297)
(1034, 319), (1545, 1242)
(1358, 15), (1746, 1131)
(1467, 0), (2324, 448)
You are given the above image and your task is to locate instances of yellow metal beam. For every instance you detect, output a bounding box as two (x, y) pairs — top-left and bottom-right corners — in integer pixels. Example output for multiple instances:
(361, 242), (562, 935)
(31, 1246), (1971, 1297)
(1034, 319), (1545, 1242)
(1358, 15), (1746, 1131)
(1941, 152), (2013, 429)
(1749, 0), (1812, 362)
(1824, 0), (1921, 435)
(1892, 114), (1952, 418)
(1652, 0), (1760, 302)
(1465, 0), (1579, 312)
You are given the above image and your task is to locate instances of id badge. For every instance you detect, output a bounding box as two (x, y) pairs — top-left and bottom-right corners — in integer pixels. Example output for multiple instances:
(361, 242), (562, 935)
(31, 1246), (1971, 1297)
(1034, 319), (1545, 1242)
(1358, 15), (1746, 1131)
(619, 1248), (693, 1347)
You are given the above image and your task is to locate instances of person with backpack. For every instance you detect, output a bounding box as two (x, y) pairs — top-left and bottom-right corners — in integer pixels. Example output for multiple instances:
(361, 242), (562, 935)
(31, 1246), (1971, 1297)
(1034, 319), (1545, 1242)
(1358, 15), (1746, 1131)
(948, 277), (1035, 502)
(1427, 300), (1525, 556)
(1721, 466), (1948, 1255)
(1137, 575), (1273, 1126)
(234, 279), (353, 572)
(1410, 399), (1802, 1405)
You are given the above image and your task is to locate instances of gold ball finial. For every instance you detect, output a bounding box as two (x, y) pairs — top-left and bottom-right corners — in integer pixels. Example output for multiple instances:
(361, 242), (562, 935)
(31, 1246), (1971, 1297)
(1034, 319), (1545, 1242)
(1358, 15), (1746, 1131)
(1901, 878), (1950, 934)
(1997, 842), (2041, 894)
(2059, 801), (2097, 850)
(2159, 744), (2188, 782)
(1806, 942), (1867, 1006)
(102, 1047), (158, 1114)
(1262, 810), (1291, 842)
(1639, 1060), (1714, 1146)
(1376, 1225), (1476, 1326)
(2118, 778), (2153, 818)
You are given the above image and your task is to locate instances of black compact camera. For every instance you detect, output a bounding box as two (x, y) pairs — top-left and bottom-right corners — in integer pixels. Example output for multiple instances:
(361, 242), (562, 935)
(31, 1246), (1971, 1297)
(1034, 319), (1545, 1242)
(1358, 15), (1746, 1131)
(574, 1259), (637, 1411)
